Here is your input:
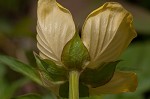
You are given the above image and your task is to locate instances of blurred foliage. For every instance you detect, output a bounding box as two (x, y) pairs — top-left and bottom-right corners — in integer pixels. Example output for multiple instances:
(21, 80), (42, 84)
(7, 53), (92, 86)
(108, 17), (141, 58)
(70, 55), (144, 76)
(0, 0), (150, 99)
(126, 0), (150, 10)
(12, 94), (42, 99)
(0, 64), (29, 99)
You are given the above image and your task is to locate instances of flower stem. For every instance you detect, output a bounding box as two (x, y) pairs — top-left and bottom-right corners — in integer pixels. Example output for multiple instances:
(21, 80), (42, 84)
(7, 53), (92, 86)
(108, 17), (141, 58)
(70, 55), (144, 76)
(69, 71), (79, 99)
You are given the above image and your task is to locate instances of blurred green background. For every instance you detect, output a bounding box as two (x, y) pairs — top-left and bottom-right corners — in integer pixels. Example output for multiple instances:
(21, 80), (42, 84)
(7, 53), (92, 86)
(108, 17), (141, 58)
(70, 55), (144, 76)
(0, 0), (150, 99)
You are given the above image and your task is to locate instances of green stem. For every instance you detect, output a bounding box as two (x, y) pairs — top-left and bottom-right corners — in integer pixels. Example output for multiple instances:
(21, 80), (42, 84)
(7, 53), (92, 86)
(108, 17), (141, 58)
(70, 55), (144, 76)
(69, 71), (79, 99)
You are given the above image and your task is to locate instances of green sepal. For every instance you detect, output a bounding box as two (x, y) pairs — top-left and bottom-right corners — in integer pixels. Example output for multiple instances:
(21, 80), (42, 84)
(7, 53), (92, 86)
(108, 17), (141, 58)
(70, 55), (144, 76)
(61, 32), (90, 70)
(59, 81), (89, 98)
(34, 52), (47, 71)
(11, 94), (41, 99)
(34, 53), (68, 82)
(44, 59), (68, 81)
(80, 61), (120, 88)
(38, 70), (60, 95)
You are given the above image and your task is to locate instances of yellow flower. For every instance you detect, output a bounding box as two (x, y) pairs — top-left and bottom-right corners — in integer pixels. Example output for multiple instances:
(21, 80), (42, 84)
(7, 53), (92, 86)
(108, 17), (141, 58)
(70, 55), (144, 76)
(36, 0), (137, 97)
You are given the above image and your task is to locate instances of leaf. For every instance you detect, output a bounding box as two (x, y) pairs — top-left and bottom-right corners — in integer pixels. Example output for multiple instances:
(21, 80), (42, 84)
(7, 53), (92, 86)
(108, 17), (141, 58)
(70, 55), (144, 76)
(61, 32), (90, 70)
(0, 55), (42, 85)
(12, 94), (41, 99)
(34, 53), (68, 82)
(80, 61), (120, 87)
(59, 81), (89, 98)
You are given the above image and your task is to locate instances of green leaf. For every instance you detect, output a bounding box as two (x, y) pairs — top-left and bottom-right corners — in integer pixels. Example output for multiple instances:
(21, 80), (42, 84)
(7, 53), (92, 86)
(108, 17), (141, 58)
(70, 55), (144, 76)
(80, 61), (120, 88)
(0, 55), (42, 85)
(59, 81), (89, 98)
(61, 32), (90, 70)
(34, 53), (68, 82)
(12, 94), (41, 99)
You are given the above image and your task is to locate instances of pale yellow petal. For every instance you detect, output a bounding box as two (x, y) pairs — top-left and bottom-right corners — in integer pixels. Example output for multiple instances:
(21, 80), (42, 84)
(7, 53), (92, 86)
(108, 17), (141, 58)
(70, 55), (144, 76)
(82, 2), (137, 68)
(89, 71), (137, 95)
(37, 0), (75, 65)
